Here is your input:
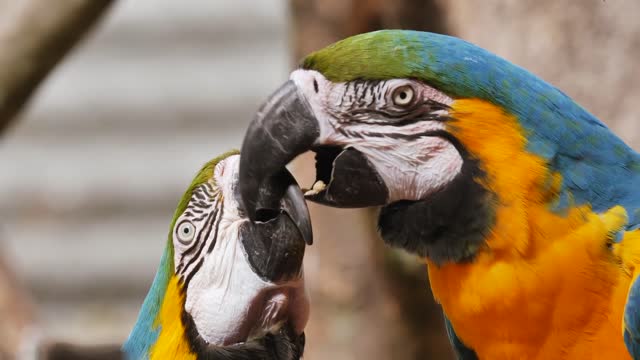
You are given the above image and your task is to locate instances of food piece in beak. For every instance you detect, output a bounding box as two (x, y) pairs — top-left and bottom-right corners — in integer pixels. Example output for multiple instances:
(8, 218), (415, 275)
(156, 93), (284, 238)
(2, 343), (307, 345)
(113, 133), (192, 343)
(303, 147), (388, 208)
(304, 180), (327, 196)
(239, 81), (390, 216)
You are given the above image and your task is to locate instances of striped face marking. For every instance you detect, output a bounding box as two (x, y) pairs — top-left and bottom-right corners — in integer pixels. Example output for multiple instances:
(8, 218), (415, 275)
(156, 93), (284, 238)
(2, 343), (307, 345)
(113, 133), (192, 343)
(171, 155), (274, 346)
(290, 69), (464, 202)
(174, 180), (223, 288)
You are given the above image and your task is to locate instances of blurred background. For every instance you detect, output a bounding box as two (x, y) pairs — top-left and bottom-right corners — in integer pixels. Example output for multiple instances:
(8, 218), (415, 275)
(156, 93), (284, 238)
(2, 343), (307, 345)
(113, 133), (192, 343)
(0, 1), (638, 359)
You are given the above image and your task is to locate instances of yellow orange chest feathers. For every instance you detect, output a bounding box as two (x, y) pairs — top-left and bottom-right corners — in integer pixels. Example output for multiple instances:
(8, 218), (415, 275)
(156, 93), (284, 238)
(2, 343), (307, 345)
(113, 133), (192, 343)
(427, 99), (635, 359)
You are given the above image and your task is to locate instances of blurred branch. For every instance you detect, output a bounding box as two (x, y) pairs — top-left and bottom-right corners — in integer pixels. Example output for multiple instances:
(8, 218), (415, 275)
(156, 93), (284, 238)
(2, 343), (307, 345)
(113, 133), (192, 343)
(0, 1), (114, 358)
(0, 0), (115, 135)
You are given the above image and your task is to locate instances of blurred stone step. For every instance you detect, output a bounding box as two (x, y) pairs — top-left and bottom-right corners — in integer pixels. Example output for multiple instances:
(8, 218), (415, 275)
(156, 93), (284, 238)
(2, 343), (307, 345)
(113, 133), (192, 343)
(0, 130), (241, 217)
(15, 41), (287, 136)
(3, 214), (169, 299)
(102, 0), (285, 36)
(16, 101), (261, 137)
(37, 298), (140, 345)
(0, 0), (292, 349)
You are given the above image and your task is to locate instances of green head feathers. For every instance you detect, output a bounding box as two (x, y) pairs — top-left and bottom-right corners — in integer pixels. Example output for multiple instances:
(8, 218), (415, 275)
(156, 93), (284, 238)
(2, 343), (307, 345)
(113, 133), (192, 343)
(302, 30), (429, 83)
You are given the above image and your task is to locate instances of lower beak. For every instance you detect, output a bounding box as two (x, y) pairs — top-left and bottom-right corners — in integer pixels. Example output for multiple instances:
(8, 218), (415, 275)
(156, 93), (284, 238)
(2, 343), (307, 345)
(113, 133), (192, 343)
(246, 166), (313, 246)
(240, 167), (312, 282)
(239, 81), (389, 217)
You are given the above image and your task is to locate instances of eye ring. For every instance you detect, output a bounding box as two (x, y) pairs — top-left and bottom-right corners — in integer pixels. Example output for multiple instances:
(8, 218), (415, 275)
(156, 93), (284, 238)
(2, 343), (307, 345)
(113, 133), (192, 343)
(392, 85), (415, 106)
(176, 220), (196, 245)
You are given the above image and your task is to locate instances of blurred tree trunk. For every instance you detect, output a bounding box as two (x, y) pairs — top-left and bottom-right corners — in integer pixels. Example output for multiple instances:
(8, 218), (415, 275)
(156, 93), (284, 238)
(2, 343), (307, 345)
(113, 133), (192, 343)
(289, 1), (454, 359)
(0, 1), (114, 358)
(291, 0), (448, 59)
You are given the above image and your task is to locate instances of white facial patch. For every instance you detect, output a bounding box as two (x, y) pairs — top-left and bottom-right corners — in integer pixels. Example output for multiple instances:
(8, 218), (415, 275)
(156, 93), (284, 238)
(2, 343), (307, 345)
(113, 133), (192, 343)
(355, 133), (464, 202)
(184, 221), (269, 345)
(172, 155), (308, 345)
(290, 69), (464, 202)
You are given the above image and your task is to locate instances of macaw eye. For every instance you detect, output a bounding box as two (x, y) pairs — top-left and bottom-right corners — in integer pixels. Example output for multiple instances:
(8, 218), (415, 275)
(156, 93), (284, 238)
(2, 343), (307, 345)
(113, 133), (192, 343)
(176, 220), (196, 245)
(392, 85), (414, 106)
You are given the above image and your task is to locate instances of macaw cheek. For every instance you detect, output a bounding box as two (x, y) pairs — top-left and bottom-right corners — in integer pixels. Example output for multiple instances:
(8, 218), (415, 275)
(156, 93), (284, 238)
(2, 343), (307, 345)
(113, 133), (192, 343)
(305, 148), (389, 208)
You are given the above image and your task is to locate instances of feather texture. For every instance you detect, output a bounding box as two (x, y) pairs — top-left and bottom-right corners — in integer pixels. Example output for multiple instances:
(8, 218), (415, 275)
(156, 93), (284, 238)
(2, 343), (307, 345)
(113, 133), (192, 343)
(303, 31), (640, 358)
(303, 30), (640, 227)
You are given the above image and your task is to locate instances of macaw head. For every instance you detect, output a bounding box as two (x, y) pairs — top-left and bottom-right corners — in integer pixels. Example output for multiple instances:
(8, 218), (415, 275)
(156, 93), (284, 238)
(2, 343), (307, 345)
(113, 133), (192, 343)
(239, 30), (640, 264)
(124, 151), (311, 359)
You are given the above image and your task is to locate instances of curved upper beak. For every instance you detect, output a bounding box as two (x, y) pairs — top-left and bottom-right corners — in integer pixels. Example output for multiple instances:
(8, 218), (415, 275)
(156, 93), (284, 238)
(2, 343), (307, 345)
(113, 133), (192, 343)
(239, 81), (319, 221)
(239, 81), (389, 219)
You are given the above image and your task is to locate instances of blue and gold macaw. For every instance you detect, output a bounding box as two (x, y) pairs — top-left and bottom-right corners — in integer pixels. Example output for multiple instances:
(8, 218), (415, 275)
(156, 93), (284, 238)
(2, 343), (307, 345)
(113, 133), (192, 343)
(238, 30), (640, 359)
(123, 151), (311, 359)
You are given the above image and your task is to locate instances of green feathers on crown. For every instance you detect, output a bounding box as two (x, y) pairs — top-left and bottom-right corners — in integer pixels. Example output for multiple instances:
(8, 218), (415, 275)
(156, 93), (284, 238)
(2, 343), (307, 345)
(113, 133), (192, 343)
(301, 30), (430, 83)
(169, 149), (240, 234)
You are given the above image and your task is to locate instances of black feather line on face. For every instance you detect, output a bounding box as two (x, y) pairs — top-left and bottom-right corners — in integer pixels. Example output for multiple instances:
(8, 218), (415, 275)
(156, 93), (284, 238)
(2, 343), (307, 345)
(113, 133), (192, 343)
(183, 257), (204, 289)
(330, 87), (452, 138)
(206, 200), (224, 254)
(336, 123), (454, 142)
(178, 205), (218, 273)
(333, 90), (450, 129)
(336, 77), (445, 110)
(181, 310), (305, 360)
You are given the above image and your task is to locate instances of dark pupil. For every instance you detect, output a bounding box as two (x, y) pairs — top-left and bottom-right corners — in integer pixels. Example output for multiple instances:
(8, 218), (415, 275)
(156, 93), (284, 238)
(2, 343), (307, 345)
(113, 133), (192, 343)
(183, 227), (190, 234)
(399, 91), (407, 99)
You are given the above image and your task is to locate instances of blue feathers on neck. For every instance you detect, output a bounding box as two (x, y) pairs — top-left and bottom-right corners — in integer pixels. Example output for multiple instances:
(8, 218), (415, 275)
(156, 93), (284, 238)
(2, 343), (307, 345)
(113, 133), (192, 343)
(308, 30), (640, 226)
(400, 31), (640, 227)
(122, 244), (174, 359)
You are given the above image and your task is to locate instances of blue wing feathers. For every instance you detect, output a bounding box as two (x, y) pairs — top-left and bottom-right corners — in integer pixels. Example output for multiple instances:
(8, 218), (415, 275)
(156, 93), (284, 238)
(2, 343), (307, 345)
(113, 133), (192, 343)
(625, 276), (640, 359)
(399, 31), (640, 227)
(402, 31), (640, 358)
(123, 247), (173, 359)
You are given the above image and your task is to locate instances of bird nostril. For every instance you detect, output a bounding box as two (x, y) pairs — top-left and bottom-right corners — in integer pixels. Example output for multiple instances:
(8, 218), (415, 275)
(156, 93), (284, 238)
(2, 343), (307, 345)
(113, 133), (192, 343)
(254, 208), (282, 223)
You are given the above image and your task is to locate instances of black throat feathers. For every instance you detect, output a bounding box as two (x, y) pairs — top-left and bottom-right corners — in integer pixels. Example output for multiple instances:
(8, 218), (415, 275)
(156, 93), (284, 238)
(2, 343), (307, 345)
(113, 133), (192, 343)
(377, 132), (496, 265)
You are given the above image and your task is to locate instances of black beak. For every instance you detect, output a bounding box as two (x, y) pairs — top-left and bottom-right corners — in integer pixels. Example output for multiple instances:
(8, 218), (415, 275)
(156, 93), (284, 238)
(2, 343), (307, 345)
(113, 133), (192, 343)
(239, 80), (319, 220)
(240, 167), (312, 282)
(239, 81), (389, 217)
